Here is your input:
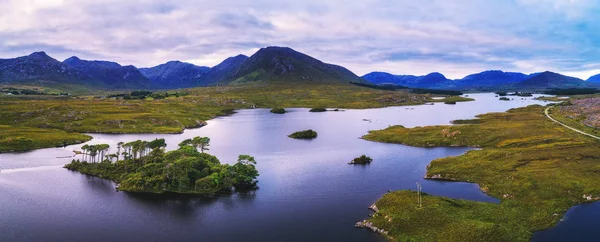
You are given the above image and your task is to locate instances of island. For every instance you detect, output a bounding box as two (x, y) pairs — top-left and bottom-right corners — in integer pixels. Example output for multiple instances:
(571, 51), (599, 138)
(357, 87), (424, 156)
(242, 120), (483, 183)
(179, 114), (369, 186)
(348, 155), (373, 165)
(361, 105), (600, 241)
(309, 107), (327, 112)
(64, 136), (259, 194)
(270, 107), (286, 114)
(288, 129), (318, 139)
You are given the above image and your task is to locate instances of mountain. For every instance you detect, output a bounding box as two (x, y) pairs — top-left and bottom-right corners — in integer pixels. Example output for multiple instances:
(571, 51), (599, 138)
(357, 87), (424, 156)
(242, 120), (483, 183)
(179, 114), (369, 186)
(362, 71), (450, 88)
(198, 54), (249, 86)
(455, 70), (528, 89)
(0, 52), (91, 87)
(509, 71), (590, 90)
(140, 61), (210, 89)
(362, 72), (418, 85)
(415, 72), (451, 88)
(587, 74), (600, 83)
(63, 56), (150, 89)
(220, 46), (367, 85)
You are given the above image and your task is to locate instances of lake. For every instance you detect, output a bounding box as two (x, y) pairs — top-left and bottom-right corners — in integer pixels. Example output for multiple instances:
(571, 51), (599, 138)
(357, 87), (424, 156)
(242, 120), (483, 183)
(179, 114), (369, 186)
(0, 93), (574, 241)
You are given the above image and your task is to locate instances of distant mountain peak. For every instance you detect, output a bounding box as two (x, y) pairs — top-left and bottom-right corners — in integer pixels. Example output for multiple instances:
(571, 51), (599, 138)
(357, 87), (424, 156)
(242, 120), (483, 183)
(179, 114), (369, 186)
(425, 72), (446, 78)
(140, 60), (211, 89)
(27, 51), (53, 60)
(220, 46), (365, 85)
(587, 74), (600, 83)
(64, 56), (82, 62)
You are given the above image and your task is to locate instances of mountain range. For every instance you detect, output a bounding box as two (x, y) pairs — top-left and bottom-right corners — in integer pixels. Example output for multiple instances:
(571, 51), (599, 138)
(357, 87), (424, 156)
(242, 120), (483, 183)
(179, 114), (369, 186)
(362, 70), (597, 91)
(0, 46), (598, 92)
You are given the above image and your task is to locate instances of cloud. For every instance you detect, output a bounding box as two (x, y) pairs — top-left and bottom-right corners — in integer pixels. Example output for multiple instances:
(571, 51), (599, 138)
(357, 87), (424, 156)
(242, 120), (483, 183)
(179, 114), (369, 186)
(0, 0), (599, 79)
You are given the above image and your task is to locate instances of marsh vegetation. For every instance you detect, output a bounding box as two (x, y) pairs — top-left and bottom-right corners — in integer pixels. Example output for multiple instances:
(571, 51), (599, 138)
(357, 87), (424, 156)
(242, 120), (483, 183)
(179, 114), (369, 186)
(0, 83), (430, 153)
(363, 105), (600, 241)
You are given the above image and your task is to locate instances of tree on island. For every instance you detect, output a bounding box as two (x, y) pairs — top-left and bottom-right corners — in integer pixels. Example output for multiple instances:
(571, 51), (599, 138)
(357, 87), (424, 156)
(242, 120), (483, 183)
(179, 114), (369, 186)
(349, 155), (373, 165)
(232, 155), (259, 188)
(179, 137), (210, 153)
(66, 136), (259, 195)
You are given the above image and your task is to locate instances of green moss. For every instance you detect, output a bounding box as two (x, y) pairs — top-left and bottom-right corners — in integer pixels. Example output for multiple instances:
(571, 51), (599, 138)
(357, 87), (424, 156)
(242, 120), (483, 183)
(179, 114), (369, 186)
(288, 129), (318, 139)
(363, 105), (600, 241)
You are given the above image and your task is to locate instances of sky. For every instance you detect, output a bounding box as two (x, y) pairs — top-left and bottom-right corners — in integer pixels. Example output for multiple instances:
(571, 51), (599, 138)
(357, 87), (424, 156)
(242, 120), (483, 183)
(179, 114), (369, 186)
(1, 0), (600, 79)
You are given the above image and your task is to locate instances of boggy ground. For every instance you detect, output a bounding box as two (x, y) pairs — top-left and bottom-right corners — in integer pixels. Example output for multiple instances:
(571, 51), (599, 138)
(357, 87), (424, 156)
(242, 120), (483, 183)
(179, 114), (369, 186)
(362, 105), (600, 241)
(0, 83), (470, 153)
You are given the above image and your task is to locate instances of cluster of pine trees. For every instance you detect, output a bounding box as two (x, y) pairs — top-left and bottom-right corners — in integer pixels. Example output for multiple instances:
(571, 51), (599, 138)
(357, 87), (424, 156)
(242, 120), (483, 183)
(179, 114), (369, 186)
(65, 136), (259, 195)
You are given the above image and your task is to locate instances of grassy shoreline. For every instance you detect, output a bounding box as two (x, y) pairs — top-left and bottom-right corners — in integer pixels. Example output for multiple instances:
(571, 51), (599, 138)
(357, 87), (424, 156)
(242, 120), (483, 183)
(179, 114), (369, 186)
(0, 84), (474, 153)
(362, 105), (600, 241)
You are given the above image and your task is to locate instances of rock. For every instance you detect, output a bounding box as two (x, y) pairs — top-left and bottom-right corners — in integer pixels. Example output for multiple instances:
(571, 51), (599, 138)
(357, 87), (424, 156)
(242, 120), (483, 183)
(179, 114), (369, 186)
(429, 174), (442, 179)
(369, 204), (379, 213)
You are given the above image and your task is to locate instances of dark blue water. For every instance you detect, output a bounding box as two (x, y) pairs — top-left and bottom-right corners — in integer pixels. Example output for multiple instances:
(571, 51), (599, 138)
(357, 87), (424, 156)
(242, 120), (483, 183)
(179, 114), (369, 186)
(532, 202), (600, 242)
(0, 93), (564, 241)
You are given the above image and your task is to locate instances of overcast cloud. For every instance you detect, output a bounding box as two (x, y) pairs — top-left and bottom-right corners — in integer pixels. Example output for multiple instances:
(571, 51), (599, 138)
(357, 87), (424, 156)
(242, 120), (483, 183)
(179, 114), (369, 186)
(1, 0), (599, 79)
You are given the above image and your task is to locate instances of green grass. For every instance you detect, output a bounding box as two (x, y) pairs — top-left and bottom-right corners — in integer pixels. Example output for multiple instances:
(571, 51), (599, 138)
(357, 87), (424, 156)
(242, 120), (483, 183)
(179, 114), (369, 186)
(0, 125), (91, 152)
(0, 83), (430, 153)
(363, 105), (600, 241)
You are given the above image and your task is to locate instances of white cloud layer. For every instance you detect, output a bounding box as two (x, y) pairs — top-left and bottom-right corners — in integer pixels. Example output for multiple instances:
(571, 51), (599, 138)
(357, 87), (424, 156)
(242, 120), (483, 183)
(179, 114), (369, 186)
(1, 0), (599, 79)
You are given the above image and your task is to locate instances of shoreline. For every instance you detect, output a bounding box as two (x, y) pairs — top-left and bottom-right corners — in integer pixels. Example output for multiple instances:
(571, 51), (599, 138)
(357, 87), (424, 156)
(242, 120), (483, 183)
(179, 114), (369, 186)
(359, 105), (600, 241)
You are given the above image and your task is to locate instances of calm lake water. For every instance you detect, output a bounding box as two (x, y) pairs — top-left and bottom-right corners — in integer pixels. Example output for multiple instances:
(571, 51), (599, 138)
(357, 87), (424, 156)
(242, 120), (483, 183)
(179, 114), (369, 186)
(0, 93), (579, 241)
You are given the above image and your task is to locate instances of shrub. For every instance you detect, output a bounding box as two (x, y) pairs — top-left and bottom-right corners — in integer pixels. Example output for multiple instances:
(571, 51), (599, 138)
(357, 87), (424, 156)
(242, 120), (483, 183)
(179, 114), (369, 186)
(270, 107), (286, 114)
(309, 108), (327, 112)
(349, 155), (373, 165)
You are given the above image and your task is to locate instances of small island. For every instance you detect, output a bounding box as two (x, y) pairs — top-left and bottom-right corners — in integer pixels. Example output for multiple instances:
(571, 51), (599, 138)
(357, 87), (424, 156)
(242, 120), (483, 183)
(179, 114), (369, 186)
(349, 154), (373, 165)
(288, 129), (318, 139)
(309, 107), (327, 112)
(499, 97), (510, 101)
(64, 136), (259, 195)
(270, 107), (286, 114)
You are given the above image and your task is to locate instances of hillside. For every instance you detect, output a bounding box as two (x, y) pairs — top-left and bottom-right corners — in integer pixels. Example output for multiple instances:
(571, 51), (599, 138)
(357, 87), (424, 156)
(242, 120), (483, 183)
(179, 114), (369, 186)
(64, 56), (150, 89)
(362, 71), (451, 88)
(140, 61), (210, 89)
(198, 54), (249, 86)
(361, 72), (417, 85)
(455, 70), (529, 89)
(221, 46), (367, 85)
(509, 71), (590, 90)
(0, 52), (92, 89)
(587, 74), (600, 83)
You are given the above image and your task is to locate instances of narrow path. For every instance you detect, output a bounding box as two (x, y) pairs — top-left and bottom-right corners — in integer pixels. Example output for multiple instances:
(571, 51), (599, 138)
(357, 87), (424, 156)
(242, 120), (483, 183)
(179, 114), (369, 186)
(544, 106), (600, 140)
